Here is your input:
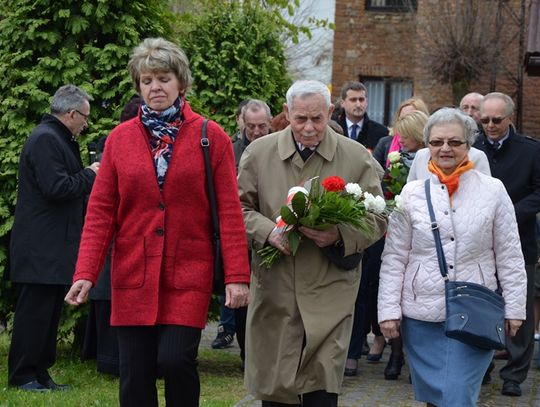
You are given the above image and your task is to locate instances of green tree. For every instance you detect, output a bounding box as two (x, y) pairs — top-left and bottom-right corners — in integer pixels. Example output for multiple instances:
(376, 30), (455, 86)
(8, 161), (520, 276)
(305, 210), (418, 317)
(174, 1), (292, 133)
(0, 0), (171, 330)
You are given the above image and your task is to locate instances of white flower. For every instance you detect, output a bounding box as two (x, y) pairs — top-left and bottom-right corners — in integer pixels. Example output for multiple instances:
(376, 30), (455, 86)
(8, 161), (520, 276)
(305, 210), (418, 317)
(364, 192), (386, 214)
(345, 183), (363, 199)
(394, 194), (404, 211)
(388, 151), (401, 164)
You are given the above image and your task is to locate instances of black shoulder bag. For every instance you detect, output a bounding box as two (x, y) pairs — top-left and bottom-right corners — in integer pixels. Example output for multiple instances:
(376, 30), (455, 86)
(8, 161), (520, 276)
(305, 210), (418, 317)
(425, 179), (506, 350)
(201, 119), (225, 295)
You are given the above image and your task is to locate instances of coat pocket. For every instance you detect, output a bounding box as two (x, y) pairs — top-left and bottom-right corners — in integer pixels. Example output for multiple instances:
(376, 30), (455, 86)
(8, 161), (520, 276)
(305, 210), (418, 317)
(111, 237), (146, 289)
(172, 238), (213, 292)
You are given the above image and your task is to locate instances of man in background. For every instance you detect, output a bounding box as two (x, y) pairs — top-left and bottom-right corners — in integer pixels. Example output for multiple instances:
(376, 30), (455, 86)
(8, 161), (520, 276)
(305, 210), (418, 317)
(8, 85), (99, 392)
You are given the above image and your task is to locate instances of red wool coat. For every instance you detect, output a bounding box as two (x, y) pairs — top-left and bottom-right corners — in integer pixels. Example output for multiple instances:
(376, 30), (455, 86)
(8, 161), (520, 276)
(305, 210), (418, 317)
(73, 102), (250, 328)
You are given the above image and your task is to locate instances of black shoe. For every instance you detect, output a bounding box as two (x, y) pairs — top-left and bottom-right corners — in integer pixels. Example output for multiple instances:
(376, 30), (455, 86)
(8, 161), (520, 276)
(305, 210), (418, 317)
(384, 354), (404, 380)
(501, 380), (521, 397)
(211, 325), (235, 349)
(16, 380), (50, 392)
(482, 361), (495, 385)
(344, 358), (358, 377)
(38, 377), (70, 391)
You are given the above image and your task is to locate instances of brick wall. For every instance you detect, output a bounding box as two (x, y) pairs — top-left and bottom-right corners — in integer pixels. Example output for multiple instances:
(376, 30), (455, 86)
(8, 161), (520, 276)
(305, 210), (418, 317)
(332, 0), (540, 138)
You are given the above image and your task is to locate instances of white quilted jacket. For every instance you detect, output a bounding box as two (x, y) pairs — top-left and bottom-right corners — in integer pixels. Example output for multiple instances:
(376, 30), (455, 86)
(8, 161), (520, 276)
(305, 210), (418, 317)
(378, 170), (527, 323)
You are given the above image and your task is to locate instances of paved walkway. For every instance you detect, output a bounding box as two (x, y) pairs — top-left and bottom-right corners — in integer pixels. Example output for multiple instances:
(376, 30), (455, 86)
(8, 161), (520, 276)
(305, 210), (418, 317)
(201, 322), (540, 407)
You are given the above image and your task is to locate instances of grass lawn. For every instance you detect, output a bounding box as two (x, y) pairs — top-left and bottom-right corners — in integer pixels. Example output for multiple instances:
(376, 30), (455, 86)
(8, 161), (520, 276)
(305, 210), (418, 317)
(0, 332), (247, 406)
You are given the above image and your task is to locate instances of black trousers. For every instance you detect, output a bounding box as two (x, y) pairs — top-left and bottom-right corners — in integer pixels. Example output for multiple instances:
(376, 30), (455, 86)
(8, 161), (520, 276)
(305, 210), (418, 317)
(235, 305), (248, 362)
(117, 325), (201, 407)
(262, 390), (338, 407)
(500, 263), (536, 384)
(82, 300), (119, 376)
(8, 283), (67, 386)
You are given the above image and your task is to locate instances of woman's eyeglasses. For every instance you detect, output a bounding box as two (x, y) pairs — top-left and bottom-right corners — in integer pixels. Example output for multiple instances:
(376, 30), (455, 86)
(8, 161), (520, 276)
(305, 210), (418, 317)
(480, 116), (506, 125)
(428, 139), (467, 147)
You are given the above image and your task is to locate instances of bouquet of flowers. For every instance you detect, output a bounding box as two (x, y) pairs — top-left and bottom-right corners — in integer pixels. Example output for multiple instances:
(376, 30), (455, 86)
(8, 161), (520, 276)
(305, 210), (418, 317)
(257, 176), (387, 269)
(382, 151), (409, 200)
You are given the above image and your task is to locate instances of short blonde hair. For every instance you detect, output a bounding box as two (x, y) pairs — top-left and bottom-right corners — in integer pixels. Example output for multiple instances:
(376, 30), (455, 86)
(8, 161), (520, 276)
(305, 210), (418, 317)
(128, 38), (193, 95)
(393, 97), (429, 125)
(394, 110), (429, 146)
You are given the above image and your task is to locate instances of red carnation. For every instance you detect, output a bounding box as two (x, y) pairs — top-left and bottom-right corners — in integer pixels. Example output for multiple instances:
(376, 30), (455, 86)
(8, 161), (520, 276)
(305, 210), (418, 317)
(322, 176), (346, 192)
(384, 190), (395, 200)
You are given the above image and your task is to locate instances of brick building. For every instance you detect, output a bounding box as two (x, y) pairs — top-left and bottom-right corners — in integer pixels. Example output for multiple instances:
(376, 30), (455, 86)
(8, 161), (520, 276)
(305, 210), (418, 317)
(332, 0), (540, 138)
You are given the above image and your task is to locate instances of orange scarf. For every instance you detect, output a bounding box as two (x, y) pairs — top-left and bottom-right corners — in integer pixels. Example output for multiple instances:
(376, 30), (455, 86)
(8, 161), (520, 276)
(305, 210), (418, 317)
(428, 157), (474, 197)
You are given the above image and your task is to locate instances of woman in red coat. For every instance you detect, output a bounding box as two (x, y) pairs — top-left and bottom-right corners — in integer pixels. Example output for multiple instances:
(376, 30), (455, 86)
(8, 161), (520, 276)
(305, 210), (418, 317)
(65, 37), (250, 407)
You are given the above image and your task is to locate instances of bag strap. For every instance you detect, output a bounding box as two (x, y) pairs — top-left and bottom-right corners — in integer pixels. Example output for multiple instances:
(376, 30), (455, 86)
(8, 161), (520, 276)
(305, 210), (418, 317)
(425, 179), (449, 281)
(200, 119), (221, 246)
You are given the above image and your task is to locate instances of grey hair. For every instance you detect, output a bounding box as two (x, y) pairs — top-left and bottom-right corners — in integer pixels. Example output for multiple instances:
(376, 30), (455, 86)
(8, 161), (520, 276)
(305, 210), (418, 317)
(128, 37), (192, 95)
(50, 85), (91, 115)
(286, 80), (331, 110)
(423, 107), (478, 146)
(242, 99), (272, 121)
(481, 92), (515, 116)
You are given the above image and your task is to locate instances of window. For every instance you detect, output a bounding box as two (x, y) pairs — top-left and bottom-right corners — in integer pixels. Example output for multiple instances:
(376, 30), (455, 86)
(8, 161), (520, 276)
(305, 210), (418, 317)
(366, 0), (417, 12)
(362, 77), (413, 126)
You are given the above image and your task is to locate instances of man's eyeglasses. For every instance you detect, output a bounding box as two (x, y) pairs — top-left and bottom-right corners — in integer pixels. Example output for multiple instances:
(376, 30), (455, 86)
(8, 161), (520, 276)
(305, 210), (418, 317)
(74, 109), (90, 121)
(428, 139), (467, 147)
(480, 116), (506, 125)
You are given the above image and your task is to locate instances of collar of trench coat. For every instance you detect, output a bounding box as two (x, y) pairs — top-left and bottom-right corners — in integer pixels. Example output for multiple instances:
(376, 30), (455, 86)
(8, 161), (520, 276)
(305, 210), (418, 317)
(277, 126), (338, 163)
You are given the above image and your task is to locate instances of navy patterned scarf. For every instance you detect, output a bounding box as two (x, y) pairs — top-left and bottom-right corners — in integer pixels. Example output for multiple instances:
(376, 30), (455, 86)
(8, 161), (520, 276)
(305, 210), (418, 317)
(140, 97), (184, 188)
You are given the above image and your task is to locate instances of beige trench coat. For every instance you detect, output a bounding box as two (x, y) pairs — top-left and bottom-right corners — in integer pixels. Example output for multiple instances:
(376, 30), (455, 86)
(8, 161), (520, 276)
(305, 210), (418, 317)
(238, 127), (388, 403)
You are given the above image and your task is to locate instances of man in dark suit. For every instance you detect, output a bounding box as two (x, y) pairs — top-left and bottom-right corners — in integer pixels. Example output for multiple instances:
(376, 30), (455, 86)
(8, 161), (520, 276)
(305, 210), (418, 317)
(473, 92), (540, 397)
(8, 85), (99, 391)
(337, 81), (389, 150)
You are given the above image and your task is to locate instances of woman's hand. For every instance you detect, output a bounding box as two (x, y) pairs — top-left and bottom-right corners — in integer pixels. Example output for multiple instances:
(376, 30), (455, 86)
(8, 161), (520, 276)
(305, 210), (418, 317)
(225, 283), (250, 309)
(64, 279), (93, 306)
(505, 319), (523, 337)
(380, 319), (401, 339)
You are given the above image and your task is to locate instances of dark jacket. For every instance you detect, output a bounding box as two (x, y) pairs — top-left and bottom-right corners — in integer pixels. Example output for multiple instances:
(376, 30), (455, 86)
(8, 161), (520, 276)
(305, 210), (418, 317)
(473, 127), (540, 264)
(232, 132), (250, 169)
(337, 112), (389, 150)
(373, 135), (394, 169)
(10, 114), (96, 284)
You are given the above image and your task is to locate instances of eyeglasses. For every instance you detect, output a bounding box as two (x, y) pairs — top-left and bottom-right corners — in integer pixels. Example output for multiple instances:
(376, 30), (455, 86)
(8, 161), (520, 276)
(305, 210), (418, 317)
(428, 139), (467, 147)
(74, 109), (90, 121)
(480, 116), (506, 125)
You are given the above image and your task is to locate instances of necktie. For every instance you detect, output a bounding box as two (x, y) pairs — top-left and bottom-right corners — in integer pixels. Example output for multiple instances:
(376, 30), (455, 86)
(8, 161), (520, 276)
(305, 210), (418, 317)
(350, 124), (359, 140)
(299, 148), (314, 161)
(492, 141), (500, 151)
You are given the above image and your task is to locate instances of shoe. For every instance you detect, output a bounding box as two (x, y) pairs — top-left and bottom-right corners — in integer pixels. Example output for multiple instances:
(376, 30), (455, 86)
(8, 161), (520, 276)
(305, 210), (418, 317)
(482, 361), (495, 385)
(494, 349), (509, 360)
(361, 340), (370, 356)
(344, 358), (358, 377)
(367, 340), (386, 362)
(384, 354), (404, 380)
(16, 380), (50, 392)
(211, 325), (234, 349)
(501, 380), (522, 397)
(38, 377), (70, 391)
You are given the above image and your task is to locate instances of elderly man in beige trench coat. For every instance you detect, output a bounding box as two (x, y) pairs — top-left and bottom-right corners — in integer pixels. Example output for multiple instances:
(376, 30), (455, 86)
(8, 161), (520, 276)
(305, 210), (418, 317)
(237, 80), (388, 406)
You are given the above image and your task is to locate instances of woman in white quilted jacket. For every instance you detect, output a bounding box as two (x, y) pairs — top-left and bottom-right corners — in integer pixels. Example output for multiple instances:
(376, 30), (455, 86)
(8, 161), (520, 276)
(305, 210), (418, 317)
(378, 108), (526, 407)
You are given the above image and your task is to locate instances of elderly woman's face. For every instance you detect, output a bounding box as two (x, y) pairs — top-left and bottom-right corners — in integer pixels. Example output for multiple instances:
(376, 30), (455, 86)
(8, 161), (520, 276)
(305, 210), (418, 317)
(139, 71), (182, 112)
(428, 122), (469, 175)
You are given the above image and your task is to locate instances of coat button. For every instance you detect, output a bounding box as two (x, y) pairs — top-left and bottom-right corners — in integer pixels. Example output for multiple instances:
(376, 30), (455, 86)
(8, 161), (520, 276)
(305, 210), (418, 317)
(449, 265), (454, 269)
(450, 237), (455, 241)
(444, 211), (449, 215)
(156, 228), (164, 236)
(158, 202), (165, 210)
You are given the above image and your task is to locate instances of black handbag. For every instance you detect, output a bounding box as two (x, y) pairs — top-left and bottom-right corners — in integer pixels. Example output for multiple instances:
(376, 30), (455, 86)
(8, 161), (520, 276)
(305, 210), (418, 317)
(425, 179), (506, 350)
(201, 119), (225, 295)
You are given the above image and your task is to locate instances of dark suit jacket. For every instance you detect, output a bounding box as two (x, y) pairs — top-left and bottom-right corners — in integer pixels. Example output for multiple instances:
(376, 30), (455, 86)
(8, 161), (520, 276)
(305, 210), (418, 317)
(10, 114), (96, 284)
(337, 112), (389, 150)
(473, 127), (540, 264)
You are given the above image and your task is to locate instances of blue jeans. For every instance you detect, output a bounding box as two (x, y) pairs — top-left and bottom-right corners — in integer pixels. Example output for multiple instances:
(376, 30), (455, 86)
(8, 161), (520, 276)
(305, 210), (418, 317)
(218, 295), (236, 333)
